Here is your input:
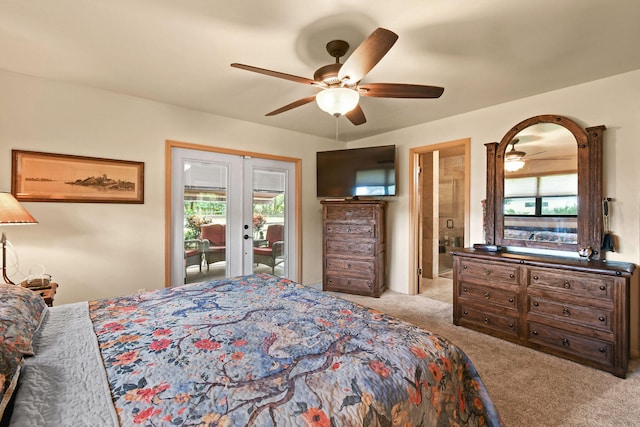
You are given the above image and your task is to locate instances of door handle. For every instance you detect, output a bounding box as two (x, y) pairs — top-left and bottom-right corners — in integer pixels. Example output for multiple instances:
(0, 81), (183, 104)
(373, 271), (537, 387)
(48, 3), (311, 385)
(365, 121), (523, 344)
(244, 234), (250, 240)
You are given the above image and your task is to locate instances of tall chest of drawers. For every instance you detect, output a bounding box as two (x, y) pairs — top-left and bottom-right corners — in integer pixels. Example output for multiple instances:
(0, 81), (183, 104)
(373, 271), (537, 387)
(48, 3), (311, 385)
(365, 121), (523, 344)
(321, 200), (386, 297)
(452, 248), (636, 377)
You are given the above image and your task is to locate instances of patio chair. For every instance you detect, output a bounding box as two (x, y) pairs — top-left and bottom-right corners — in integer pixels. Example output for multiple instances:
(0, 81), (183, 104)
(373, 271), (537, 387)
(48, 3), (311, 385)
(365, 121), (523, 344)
(253, 224), (284, 274)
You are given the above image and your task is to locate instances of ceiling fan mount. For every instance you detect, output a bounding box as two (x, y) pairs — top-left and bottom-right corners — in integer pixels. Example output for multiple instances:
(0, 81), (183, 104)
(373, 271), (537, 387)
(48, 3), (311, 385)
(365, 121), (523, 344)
(505, 139), (526, 160)
(231, 28), (445, 126)
(326, 40), (350, 60)
(313, 40), (350, 85)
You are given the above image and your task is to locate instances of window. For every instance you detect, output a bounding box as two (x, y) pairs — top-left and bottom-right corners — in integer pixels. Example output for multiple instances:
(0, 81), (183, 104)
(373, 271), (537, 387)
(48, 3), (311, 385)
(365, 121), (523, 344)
(504, 173), (577, 217)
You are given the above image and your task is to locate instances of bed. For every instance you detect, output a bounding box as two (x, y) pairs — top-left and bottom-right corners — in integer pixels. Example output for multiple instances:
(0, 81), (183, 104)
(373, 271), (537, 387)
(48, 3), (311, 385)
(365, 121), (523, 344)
(2, 274), (503, 426)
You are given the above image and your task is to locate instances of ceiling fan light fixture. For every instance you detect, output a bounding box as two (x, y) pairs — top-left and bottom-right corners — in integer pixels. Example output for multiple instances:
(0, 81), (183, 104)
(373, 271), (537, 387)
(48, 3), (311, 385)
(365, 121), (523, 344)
(315, 87), (359, 117)
(504, 158), (525, 172)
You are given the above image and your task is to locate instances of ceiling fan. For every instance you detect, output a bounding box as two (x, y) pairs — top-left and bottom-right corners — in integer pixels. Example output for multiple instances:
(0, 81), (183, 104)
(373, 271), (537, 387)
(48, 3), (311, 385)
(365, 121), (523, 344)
(231, 27), (444, 125)
(505, 138), (574, 172)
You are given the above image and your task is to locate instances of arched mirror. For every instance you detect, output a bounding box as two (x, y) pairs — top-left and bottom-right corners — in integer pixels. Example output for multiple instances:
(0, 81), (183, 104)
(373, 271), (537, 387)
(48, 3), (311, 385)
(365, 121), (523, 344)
(485, 115), (605, 258)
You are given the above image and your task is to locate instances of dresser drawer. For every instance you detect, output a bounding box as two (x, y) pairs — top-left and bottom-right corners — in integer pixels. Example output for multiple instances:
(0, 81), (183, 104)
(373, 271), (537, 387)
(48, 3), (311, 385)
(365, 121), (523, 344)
(324, 275), (375, 295)
(527, 268), (613, 301)
(458, 259), (519, 285)
(325, 223), (375, 238)
(325, 206), (375, 222)
(457, 281), (518, 310)
(326, 258), (374, 276)
(457, 304), (519, 338)
(528, 321), (613, 366)
(528, 296), (612, 332)
(326, 240), (376, 256)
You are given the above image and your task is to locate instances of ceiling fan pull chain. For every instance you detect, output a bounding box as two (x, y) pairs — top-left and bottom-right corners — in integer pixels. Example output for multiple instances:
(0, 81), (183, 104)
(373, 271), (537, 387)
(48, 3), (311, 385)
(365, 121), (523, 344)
(335, 116), (339, 140)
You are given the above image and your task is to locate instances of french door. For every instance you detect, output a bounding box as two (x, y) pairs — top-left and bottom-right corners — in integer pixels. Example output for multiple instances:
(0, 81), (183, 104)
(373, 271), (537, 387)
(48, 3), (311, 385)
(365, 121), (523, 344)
(169, 146), (297, 286)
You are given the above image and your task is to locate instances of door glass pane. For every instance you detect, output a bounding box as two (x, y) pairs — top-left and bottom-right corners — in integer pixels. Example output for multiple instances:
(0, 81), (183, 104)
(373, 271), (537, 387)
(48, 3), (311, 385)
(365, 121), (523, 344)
(183, 160), (228, 284)
(251, 169), (286, 276)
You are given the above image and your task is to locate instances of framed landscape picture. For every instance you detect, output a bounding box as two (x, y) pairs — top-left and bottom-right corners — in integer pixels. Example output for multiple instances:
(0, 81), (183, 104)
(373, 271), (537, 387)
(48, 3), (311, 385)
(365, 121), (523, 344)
(11, 150), (144, 203)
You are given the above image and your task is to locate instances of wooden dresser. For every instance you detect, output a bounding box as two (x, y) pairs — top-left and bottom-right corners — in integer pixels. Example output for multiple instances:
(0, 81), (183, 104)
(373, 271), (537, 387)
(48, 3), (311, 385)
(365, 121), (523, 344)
(321, 200), (386, 297)
(452, 248), (636, 377)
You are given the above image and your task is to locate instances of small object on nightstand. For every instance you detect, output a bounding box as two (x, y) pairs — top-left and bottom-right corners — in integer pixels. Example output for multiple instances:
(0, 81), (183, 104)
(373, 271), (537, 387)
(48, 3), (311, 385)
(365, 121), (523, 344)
(23, 276), (51, 288)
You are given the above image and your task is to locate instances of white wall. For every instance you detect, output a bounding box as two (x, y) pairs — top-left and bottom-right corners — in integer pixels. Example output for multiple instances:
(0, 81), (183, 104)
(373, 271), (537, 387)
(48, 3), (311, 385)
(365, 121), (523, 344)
(0, 69), (338, 304)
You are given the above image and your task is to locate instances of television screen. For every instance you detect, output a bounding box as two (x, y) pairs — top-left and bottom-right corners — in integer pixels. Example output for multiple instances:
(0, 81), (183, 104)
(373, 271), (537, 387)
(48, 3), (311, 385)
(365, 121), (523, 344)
(316, 145), (396, 198)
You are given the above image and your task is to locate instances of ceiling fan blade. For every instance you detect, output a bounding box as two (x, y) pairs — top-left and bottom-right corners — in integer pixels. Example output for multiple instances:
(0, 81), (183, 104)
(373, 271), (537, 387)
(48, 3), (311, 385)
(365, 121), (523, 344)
(345, 104), (366, 126)
(231, 63), (317, 86)
(528, 157), (574, 161)
(525, 151), (547, 157)
(360, 83), (444, 98)
(338, 28), (398, 84)
(265, 95), (317, 116)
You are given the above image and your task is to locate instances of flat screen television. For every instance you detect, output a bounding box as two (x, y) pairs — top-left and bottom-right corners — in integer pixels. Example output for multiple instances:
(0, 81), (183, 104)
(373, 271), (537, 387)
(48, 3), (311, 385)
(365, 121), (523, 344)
(316, 145), (396, 198)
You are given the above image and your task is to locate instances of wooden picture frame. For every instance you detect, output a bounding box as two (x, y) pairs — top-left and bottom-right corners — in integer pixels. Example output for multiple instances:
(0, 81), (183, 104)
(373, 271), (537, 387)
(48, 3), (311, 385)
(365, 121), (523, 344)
(11, 150), (144, 203)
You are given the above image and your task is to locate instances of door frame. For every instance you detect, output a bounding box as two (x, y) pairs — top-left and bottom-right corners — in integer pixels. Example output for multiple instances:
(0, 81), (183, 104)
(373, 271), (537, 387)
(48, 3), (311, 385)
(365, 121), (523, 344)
(165, 140), (302, 286)
(408, 138), (470, 295)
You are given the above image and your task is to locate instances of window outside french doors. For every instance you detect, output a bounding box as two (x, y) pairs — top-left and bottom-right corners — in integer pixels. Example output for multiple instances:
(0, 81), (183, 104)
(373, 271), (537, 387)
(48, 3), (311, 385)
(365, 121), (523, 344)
(169, 146), (297, 286)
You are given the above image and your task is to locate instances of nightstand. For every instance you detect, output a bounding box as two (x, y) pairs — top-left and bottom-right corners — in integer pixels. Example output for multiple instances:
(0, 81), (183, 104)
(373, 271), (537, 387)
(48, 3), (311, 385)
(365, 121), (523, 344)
(21, 282), (58, 307)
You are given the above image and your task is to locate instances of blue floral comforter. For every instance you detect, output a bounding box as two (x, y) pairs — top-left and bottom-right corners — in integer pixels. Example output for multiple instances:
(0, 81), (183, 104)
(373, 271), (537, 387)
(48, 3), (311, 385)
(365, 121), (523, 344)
(89, 274), (503, 426)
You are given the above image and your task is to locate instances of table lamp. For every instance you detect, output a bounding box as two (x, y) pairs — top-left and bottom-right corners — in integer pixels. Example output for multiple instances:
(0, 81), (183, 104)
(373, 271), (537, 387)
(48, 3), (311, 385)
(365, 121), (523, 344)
(0, 192), (38, 284)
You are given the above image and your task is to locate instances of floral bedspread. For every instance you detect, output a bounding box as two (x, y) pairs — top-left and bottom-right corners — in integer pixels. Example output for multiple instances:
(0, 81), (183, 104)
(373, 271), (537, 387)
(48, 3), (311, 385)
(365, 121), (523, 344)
(89, 274), (503, 426)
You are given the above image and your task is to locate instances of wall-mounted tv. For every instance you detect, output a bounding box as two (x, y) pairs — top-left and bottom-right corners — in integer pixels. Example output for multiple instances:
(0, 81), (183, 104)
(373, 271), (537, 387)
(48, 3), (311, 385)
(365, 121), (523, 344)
(316, 145), (397, 198)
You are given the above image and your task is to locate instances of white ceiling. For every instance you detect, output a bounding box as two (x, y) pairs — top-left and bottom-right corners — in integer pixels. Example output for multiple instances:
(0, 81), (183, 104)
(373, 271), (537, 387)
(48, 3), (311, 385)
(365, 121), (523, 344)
(1, 0), (639, 142)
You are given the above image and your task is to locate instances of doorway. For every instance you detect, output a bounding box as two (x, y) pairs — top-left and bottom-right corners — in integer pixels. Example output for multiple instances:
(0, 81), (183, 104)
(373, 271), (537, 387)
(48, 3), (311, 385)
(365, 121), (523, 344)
(409, 139), (470, 298)
(165, 141), (300, 287)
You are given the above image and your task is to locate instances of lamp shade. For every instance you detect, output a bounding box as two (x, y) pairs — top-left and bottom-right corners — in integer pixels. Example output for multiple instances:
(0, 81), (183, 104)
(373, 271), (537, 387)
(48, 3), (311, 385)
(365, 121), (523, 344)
(315, 87), (359, 117)
(504, 159), (525, 172)
(0, 193), (37, 224)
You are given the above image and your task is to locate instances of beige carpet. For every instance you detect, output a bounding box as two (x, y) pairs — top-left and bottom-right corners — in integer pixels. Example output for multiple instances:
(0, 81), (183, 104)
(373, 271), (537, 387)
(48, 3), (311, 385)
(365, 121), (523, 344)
(329, 289), (640, 427)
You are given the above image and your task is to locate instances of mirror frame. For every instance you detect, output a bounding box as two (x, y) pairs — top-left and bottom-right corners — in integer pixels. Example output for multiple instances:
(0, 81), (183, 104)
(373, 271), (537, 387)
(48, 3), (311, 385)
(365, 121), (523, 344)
(485, 114), (606, 258)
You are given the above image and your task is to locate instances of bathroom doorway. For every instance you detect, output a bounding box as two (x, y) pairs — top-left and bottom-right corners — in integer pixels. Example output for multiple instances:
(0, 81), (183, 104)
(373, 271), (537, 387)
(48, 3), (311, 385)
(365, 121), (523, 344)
(409, 139), (470, 297)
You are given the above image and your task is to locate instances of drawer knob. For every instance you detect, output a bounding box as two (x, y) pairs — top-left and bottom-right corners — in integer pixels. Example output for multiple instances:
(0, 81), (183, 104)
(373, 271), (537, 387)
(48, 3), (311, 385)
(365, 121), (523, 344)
(463, 310), (468, 315)
(508, 298), (514, 303)
(533, 301), (539, 307)
(599, 316), (606, 322)
(599, 347), (606, 353)
(564, 281), (571, 289)
(347, 264), (352, 269)
(599, 285), (606, 291)
(347, 228), (351, 233)
(532, 330), (538, 335)
(562, 338), (570, 347)
(562, 308), (571, 316)
(463, 265), (468, 269)
(533, 275), (539, 280)
(484, 269), (491, 275)
(463, 287), (468, 292)
(484, 317), (490, 324)
(509, 273), (515, 279)
(367, 282), (372, 288)
(508, 322), (514, 328)
(484, 292), (490, 299)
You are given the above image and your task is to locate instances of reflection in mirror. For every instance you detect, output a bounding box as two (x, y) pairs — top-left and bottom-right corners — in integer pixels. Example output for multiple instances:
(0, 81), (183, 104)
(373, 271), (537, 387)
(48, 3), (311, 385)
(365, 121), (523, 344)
(503, 123), (578, 245)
